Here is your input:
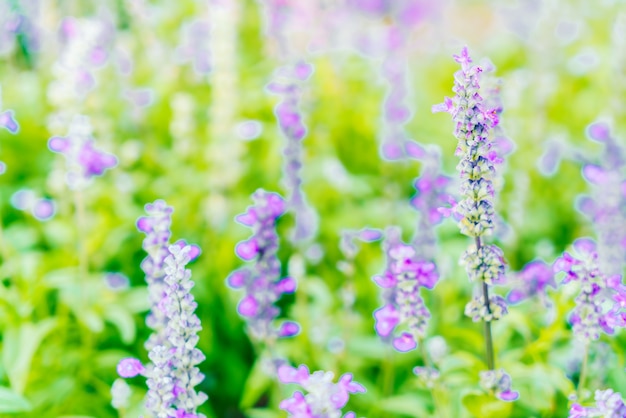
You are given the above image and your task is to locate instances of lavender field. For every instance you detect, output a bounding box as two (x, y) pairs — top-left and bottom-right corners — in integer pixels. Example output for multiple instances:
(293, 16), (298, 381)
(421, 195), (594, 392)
(1, 0), (626, 417)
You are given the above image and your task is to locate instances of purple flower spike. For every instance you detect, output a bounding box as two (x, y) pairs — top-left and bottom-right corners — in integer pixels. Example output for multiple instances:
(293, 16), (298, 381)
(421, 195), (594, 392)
(392, 332), (417, 352)
(506, 260), (556, 306)
(47, 115), (117, 189)
(116, 358), (145, 378)
(228, 189), (297, 341)
(0, 110), (19, 133)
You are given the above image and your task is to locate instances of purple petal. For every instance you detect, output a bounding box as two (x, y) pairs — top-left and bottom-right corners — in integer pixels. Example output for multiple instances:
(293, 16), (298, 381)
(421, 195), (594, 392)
(587, 122), (610, 142)
(373, 305), (400, 337)
(497, 390), (519, 401)
(116, 358), (145, 378)
(0, 110), (19, 134)
(136, 217), (153, 233)
(358, 228), (383, 242)
(32, 199), (56, 220)
(582, 164), (608, 184)
(392, 332), (417, 352)
(226, 270), (248, 288)
(278, 321), (300, 337)
(277, 277), (297, 293)
(294, 61), (314, 80)
(237, 295), (259, 317)
(235, 239), (258, 260)
(48, 136), (70, 153)
(405, 141), (426, 159)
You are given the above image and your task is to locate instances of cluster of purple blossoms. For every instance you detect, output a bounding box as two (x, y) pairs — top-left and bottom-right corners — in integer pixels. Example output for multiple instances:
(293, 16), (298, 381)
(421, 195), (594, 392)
(228, 189), (299, 341)
(48, 115), (117, 190)
(570, 389), (626, 418)
(506, 260), (556, 307)
(267, 61), (318, 242)
(479, 369), (519, 401)
(576, 121), (626, 277)
(372, 227), (439, 352)
(409, 147), (452, 257)
(277, 364), (366, 418)
(117, 201), (206, 417)
(554, 238), (626, 341)
(432, 47), (509, 324)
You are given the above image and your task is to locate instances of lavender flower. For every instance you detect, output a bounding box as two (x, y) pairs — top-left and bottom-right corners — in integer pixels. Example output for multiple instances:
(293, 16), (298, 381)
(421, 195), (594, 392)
(228, 189), (299, 341)
(576, 122), (626, 277)
(48, 115), (117, 190)
(554, 238), (626, 341)
(372, 227), (439, 352)
(277, 364), (366, 418)
(144, 245), (207, 417)
(268, 61), (318, 242)
(175, 19), (211, 75)
(506, 260), (556, 306)
(479, 369), (519, 401)
(136, 200), (175, 349)
(570, 389), (626, 418)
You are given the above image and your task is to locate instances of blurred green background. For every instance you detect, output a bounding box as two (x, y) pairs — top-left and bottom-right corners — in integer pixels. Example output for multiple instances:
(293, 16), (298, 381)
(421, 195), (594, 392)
(0, 0), (625, 416)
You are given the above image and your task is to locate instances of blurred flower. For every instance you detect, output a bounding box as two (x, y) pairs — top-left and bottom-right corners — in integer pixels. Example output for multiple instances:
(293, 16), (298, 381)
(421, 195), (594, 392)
(506, 260), (556, 306)
(229, 189), (299, 341)
(104, 272), (130, 291)
(268, 61), (318, 242)
(569, 389), (626, 418)
(175, 19), (211, 75)
(372, 227), (439, 352)
(554, 238), (626, 341)
(48, 115), (117, 190)
(277, 364), (366, 418)
(111, 378), (131, 410)
(479, 369), (519, 401)
(10, 189), (56, 221)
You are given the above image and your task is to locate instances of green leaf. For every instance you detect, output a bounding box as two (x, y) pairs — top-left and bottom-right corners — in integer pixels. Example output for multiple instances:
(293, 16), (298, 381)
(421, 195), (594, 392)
(239, 357), (274, 409)
(0, 386), (31, 413)
(377, 394), (431, 417)
(2, 318), (57, 394)
(462, 392), (513, 418)
(103, 305), (136, 344)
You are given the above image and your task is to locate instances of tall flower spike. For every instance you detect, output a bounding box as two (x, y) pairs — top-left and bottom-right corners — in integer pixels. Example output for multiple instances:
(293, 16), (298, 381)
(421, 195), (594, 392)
(228, 189), (299, 342)
(577, 121), (626, 277)
(144, 245), (207, 417)
(434, 47), (514, 396)
(268, 61), (318, 242)
(48, 115), (117, 190)
(277, 364), (366, 418)
(372, 227), (439, 352)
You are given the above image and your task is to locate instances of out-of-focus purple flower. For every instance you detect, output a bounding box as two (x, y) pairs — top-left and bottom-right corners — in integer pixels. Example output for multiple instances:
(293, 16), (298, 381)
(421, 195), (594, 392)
(229, 189), (299, 341)
(236, 120), (263, 140)
(268, 61), (318, 242)
(372, 227), (439, 352)
(48, 115), (117, 189)
(554, 238), (626, 341)
(339, 227), (383, 259)
(116, 358), (145, 378)
(576, 122), (626, 277)
(479, 369), (519, 402)
(32, 199), (56, 220)
(278, 364), (365, 417)
(123, 88), (155, 108)
(10, 189), (56, 221)
(507, 260), (556, 305)
(569, 389), (626, 418)
(0, 109), (18, 133)
(104, 272), (130, 291)
(176, 19), (211, 75)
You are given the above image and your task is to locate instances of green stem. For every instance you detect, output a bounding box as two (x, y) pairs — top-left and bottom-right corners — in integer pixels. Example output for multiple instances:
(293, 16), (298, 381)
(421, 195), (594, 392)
(419, 338), (444, 418)
(476, 237), (495, 371)
(577, 342), (590, 401)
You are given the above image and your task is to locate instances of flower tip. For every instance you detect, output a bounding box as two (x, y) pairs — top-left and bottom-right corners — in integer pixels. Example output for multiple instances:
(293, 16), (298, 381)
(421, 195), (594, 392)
(237, 295), (259, 317)
(0, 110), (19, 134)
(235, 239), (258, 261)
(136, 217), (152, 233)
